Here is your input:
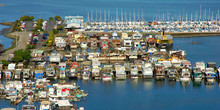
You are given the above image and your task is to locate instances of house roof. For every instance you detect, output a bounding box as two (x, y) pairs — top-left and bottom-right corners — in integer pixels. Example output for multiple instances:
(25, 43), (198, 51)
(57, 100), (73, 107)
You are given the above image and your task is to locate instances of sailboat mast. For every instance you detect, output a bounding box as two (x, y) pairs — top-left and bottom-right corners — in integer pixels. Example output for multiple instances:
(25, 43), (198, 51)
(121, 8), (123, 22)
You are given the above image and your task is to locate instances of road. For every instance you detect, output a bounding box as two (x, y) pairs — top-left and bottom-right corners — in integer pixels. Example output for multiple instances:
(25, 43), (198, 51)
(0, 31), (31, 60)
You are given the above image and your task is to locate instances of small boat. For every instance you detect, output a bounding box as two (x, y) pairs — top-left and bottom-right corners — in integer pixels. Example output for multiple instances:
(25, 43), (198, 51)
(130, 65), (138, 79)
(22, 105), (37, 110)
(180, 67), (191, 82)
(192, 67), (203, 82)
(205, 68), (216, 83)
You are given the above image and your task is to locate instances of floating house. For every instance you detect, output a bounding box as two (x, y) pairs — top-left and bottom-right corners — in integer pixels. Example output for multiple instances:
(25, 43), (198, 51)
(55, 37), (66, 50)
(34, 70), (44, 79)
(49, 52), (62, 63)
(31, 50), (44, 62)
(100, 37), (109, 49)
(65, 16), (84, 29)
(115, 64), (126, 80)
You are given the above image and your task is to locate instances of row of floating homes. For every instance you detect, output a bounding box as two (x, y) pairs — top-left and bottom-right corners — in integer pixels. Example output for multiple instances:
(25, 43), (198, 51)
(0, 79), (87, 109)
(58, 30), (174, 52)
(1, 58), (220, 84)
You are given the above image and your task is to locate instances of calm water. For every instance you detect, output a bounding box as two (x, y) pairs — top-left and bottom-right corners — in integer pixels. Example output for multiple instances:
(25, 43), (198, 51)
(1, 0), (220, 109)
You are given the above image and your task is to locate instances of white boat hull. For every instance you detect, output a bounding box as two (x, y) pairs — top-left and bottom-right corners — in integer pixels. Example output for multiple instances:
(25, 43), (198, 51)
(180, 77), (191, 82)
(102, 77), (112, 81)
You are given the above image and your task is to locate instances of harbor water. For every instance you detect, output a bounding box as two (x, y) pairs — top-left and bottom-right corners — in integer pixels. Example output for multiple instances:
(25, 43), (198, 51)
(1, 0), (220, 109)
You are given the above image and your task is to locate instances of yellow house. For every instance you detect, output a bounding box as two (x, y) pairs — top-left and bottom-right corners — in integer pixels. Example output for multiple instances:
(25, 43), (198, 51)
(121, 33), (128, 39)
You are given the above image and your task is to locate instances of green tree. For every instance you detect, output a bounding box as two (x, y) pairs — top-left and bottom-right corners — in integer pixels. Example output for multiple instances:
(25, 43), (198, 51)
(54, 15), (62, 21)
(49, 17), (54, 21)
(1, 60), (9, 66)
(57, 25), (63, 30)
(23, 49), (31, 60)
(11, 56), (23, 63)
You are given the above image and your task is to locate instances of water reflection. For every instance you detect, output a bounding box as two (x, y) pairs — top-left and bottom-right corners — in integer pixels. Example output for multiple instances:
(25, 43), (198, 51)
(91, 79), (101, 86)
(130, 79), (139, 88)
(142, 79), (153, 90)
(115, 80), (126, 88)
(192, 81), (202, 88)
(180, 81), (191, 88)
(81, 79), (90, 85)
(154, 80), (165, 88)
(167, 80), (176, 88)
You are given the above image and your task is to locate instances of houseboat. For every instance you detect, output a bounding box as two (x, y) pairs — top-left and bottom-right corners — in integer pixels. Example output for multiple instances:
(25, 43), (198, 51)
(76, 53), (84, 62)
(14, 69), (22, 80)
(102, 65), (113, 81)
(155, 30), (173, 48)
(82, 66), (91, 80)
(55, 37), (66, 50)
(80, 40), (88, 49)
(100, 36), (109, 49)
(40, 101), (51, 110)
(147, 35), (156, 47)
(180, 67), (191, 82)
(167, 66), (179, 80)
(59, 68), (66, 79)
(5, 70), (12, 80)
(205, 68), (216, 83)
(132, 32), (142, 40)
(53, 100), (74, 110)
(90, 35), (99, 49)
(115, 64), (126, 80)
(68, 62), (80, 79)
(130, 65), (138, 79)
(192, 67), (203, 82)
(154, 63), (166, 80)
(23, 69), (31, 79)
(142, 62), (153, 79)
(34, 70), (44, 79)
(65, 51), (73, 62)
(123, 37), (132, 49)
(46, 64), (56, 79)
